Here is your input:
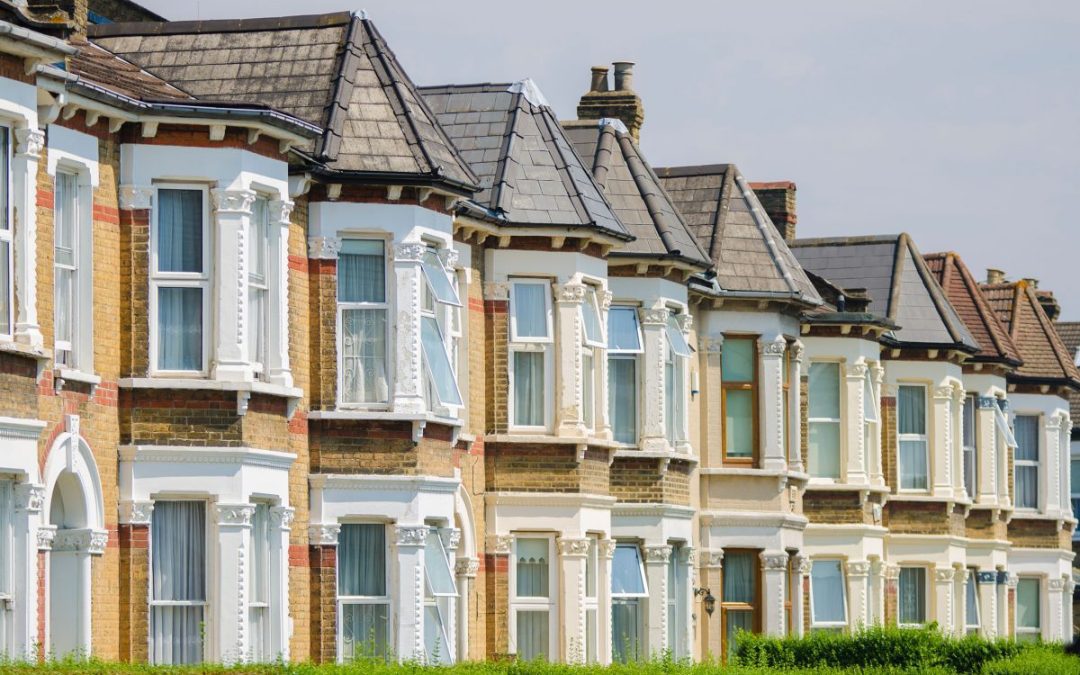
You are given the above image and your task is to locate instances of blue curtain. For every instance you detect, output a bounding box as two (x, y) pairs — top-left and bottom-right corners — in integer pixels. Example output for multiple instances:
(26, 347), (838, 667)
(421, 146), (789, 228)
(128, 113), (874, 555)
(157, 189), (202, 273)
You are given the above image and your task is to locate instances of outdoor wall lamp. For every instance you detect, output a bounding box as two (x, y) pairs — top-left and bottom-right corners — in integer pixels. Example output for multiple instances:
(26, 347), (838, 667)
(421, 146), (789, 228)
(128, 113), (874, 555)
(694, 587), (715, 616)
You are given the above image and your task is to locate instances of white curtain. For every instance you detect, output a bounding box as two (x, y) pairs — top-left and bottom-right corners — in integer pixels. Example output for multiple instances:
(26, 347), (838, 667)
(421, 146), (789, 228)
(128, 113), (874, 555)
(516, 610), (548, 660)
(898, 568), (925, 624)
(512, 283), (547, 338)
(158, 287), (203, 371)
(151, 502), (205, 665)
(339, 524), (388, 659)
(158, 189), (203, 273)
(341, 309), (388, 404)
(811, 560), (846, 624)
(723, 552), (755, 604)
(725, 390), (754, 458)
(608, 357), (636, 443)
(612, 599), (641, 662)
(1014, 416), (1039, 509)
(54, 173), (77, 355)
(898, 386), (928, 490)
(513, 351), (544, 426)
(515, 539), (548, 597)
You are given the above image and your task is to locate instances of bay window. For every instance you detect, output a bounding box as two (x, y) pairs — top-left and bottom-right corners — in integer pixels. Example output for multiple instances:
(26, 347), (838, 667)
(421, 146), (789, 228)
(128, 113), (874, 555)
(584, 536), (599, 663)
(965, 569), (980, 635)
(150, 501), (206, 665)
(423, 528), (457, 664)
(511, 537), (554, 661)
(0, 127), (10, 338)
(810, 560), (847, 631)
(1015, 577), (1041, 642)
(53, 172), (80, 367)
(581, 286), (604, 431)
(248, 197), (270, 380)
(1014, 415), (1039, 510)
(611, 543), (647, 663)
(665, 313), (690, 446)
(1070, 453), (1080, 523)
(338, 524), (389, 660)
(722, 338), (757, 464)
(721, 550), (758, 658)
(897, 385), (928, 490)
(509, 280), (552, 429)
(152, 187), (209, 374)
(249, 503), (271, 661)
(898, 567), (926, 626)
(963, 395), (976, 499)
(808, 362), (842, 479)
(667, 544), (688, 660)
(419, 246), (463, 410)
(863, 370), (879, 475)
(608, 306), (641, 444)
(338, 240), (389, 406)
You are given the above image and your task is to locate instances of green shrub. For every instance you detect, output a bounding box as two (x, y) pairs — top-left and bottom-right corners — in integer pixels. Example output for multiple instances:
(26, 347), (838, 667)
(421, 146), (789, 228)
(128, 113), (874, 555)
(979, 645), (1080, 675)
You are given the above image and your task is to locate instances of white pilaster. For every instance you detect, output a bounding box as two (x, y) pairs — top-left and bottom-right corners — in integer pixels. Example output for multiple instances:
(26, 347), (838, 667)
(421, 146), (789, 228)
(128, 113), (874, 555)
(869, 364), (886, 487)
(554, 283), (587, 438)
(846, 361), (869, 484)
(267, 200), (294, 388)
(643, 545), (671, 657)
(792, 555), (811, 636)
(846, 560), (870, 629)
(869, 557), (886, 626)
(210, 189), (256, 382)
(598, 540), (615, 664)
(760, 337), (787, 471)
(760, 551), (788, 636)
(932, 385), (954, 498)
(954, 564), (966, 635)
(12, 482), (43, 660)
(638, 308), (668, 451)
(269, 506), (294, 661)
(934, 567), (955, 634)
(454, 558), (479, 663)
(558, 537), (590, 663)
(1044, 416), (1063, 516)
(12, 128), (43, 347)
(788, 341), (805, 472)
(1048, 576), (1066, 642)
(976, 397), (999, 504)
(394, 525), (426, 662)
(392, 244), (426, 414)
(213, 503), (255, 663)
(976, 570), (998, 638)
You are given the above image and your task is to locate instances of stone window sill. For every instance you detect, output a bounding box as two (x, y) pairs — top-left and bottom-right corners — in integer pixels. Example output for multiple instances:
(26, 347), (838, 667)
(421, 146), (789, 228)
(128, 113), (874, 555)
(700, 466), (810, 489)
(309, 410), (463, 444)
(611, 448), (698, 473)
(55, 368), (101, 394)
(119, 377), (303, 417)
(0, 339), (50, 361)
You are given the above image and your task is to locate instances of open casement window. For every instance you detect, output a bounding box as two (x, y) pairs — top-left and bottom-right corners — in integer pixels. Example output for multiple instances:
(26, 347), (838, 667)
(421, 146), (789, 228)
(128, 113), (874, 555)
(580, 286), (604, 431)
(963, 395), (977, 499)
(782, 348), (792, 460)
(667, 543), (688, 660)
(0, 480), (11, 652)
(992, 401), (1016, 498)
(338, 240), (390, 406)
(965, 569), (980, 635)
(611, 543), (648, 663)
(247, 197), (270, 380)
(338, 524), (389, 661)
(420, 246), (463, 410)
(720, 550), (759, 661)
(53, 172), (80, 367)
(665, 312), (690, 446)
(1014, 415), (1040, 510)
(509, 280), (553, 430)
(608, 306), (642, 444)
(1015, 577), (1041, 642)
(898, 567), (927, 626)
(897, 385), (929, 491)
(423, 528), (457, 664)
(152, 186), (210, 375)
(863, 370), (879, 476)
(0, 128), (11, 338)
(722, 337), (758, 464)
(584, 536), (599, 663)
(249, 503), (272, 662)
(511, 537), (555, 661)
(810, 560), (847, 631)
(150, 501), (206, 665)
(808, 362), (842, 479)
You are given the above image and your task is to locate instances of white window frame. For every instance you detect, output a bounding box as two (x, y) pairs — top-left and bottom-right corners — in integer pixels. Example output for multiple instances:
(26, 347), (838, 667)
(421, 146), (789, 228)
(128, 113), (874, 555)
(962, 394), (977, 500)
(508, 279), (554, 432)
(808, 361), (843, 481)
(993, 400), (1016, 499)
(149, 184), (212, 377)
(336, 237), (392, 409)
(248, 502), (272, 662)
(666, 542), (688, 660)
(580, 285), (605, 349)
(580, 284), (605, 432)
(0, 126), (11, 341)
(336, 522), (391, 662)
(423, 526), (458, 664)
(0, 479), (11, 653)
(149, 499), (208, 665)
(897, 384), (930, 492)
(247, 196), (271, 381)
(863, 369), (879, 478)
(1070, 451), (1080, 537)
(53, 170), (78, 367)
(1014, 413), (1041, 511)
(419, 244), (463, 413)
(584, 535), (599, 663)
(965, 569), (980, 635)
(897, 566), (928, 627)
(508, 534), (557, 659)
(809, 559), (848, 630)
(664, 310), (689, 447)
(1015, 576), (1041, 642)
(611, 542), (648, 663)
(608, 305), (643, 445)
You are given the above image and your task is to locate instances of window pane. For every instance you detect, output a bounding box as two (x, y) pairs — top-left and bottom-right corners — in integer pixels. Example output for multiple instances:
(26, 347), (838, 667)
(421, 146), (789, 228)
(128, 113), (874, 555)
(249, 285), (267, 367)
(512, 283), (548, 339)
(582, 351), (594, 429)
(1016, 578), (1040, 630)
(251, 504), (269, 605)
(249, 197), (268, 282)
(898, 386), (926, 435)
(1016, 465), (1038, 509)
(609, 357), (637, 443)
(809, 421), (841, 478)
(420, 248), (461, 307)
(157, 189), (203, 273)
(339, 524), (386, 597)
(585, 609), (597, 663)
(55, 173), (77, 267)
(420, 315), (463, 407)
(611, 545), (645, 595)
(341, 308), (388, 404)
(341, 603), (388, 660)
(516, 539), (549, 598)
(811, 561), (846, 624)
(151, 606), (203, 665)
(612, 599), (641, 663)
(665, 314), (691, 358)
(513, 351), (544, 426)
(424, 529), (457, 596)
(725, 389), (754, 458)
(151, 501), (205, 666)
(964, 448), (976, 498)
(1071, 458), (1080, 496)
(0, 128), (7, 232)
(899, 440), (928, 490)
(581, 288), (603, 345)
(338, 240), (385, 303)
(898, 568), (925, 624)
(0, 240), (9, 335)
(863, 374), (878, 422)
(1015, 416), (1039, 462)
(808, 363), (840, 419)
(608, 307), (641, 352)
(585, 539), (597, 598)
(516, 610), (548, 660)
(722, 552), (755, 604)
(965, 571), (979, 628)
(963, 395), (975, 448)
(725, 610), (753, 658)
(54, 266), (73, 346)
(157, 287), (202, 371)
(722, 338), (755, 383)
(424, 603), (452, 664)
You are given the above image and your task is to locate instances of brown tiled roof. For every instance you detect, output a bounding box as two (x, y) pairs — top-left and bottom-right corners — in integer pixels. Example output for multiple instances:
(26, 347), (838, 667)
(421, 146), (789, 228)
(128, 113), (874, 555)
(68, 38), (194, 102)
(980, 281), (1080, 387)
(924, 252), (1022, 367)
(89, 12), (479, 193)
(1054, 322), (1080, 422)
(561, 119), (711, 268)
(654, 164), (820, 302)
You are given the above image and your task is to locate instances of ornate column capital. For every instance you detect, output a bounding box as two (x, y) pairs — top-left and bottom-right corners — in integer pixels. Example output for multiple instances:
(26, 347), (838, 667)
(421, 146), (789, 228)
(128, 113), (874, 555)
(14, 127), (44, 158)
(440, 527), (461, 551)
(760, 336), (787, 357)
(701, 548), (725, 569)
(884, 565), (901, 581)
(598, 539), (617, 560)
(439, 247), (459, 270)
(486, 534), (513, 555)
(599, 289), (613, 311)
(934, 385), (955, 400)
(557, 537), (592, 558)
(308, 523), (340, 546)
(935, 567), (956, 583)
(118, 499), (154, 525)
(847, 361), (869, 378)
(118, 185), (153, 210)
(307, 236), (341, 259)
(13, 483), (44, 514)
(678, 546), (696, 566)
(392, 242), (426, 263)
(789, 339), (805, 362)
(1048, 577), (1066, 592)
(700, 336), (724, 354)
(454, 557), (480, 578)
(760, 551), (789, 570)
(846, 560), (871, 577)
(37, 525), (56, 551)
(794, 554), (813, 576)
(268, 199), (294, 224)
(674, 312), (693, 332)
(640, 307), (670, 326)
(394, 525), (428, 547)
(211, 188), (256, 215)
(269, 506), (296, 530)
(483, 281), (509, 301)
(554, 282), (586, 305)
(643, 545), (673, 564)
(52, 528), (109, 555)
(214, 503), (256, 526)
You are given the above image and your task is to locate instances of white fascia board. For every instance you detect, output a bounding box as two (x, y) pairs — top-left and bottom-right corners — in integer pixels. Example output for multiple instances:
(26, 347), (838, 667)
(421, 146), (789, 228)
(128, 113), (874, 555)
(697, 307), (799, 341)
(310, 474), (459, 527)
(120, 142), (289, 198)
(801, 335), (881, 365)
(609, 276), (688, 308)
(118, 445), (295, 505)
(486, 247), (607, 284)
(309, 200), (453, 244)
(0, 74), (38, 127)
(884, 359), (963, 386)
(486, 492), (615, 537)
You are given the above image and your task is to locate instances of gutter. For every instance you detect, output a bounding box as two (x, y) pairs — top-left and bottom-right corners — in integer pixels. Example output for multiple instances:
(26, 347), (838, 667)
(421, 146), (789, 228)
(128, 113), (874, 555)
(0, 20), (76, 59)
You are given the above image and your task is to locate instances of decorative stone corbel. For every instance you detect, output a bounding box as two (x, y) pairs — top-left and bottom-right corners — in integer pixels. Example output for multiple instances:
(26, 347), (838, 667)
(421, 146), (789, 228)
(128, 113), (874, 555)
(118, 185), (153, 210)
(486, 534), (513, 555)
(308, 523), (341, 546)
(557, 538), (591, 557)
(307, 236), (341, 260)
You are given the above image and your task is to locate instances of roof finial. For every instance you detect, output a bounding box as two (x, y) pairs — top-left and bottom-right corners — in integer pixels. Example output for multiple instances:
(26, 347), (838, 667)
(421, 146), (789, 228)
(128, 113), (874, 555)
(359, 9), (369, 19)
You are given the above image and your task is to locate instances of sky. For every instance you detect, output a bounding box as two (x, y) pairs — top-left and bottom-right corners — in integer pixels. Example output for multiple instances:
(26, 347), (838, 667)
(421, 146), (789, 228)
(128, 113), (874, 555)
(141, 0), (1080, 319)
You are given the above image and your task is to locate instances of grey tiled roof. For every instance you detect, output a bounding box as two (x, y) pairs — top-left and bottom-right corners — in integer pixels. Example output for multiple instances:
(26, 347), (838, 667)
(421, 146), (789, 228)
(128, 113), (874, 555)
(89, 12), (478, 193)
(655, 164), (820, 302)
(791, 234), (980, 351)
(420, 82), (629, 237)
(562, 119), (711, 268)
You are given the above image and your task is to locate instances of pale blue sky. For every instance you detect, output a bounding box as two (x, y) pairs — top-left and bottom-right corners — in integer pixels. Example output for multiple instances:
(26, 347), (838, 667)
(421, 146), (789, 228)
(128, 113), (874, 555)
(142, 0), (1080, 318)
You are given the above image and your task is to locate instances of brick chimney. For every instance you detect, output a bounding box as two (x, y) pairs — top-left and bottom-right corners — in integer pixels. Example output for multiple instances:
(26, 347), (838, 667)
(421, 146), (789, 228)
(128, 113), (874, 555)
(577, 62), (645, 141)
(749, 181), (797, 242)
(986, 268), (1006, 284)
(27, 0), (88, 34)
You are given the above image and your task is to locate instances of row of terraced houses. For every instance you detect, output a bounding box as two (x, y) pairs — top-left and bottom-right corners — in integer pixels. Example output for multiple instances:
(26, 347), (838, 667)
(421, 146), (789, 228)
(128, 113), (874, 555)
(0, 0), (1077, 666)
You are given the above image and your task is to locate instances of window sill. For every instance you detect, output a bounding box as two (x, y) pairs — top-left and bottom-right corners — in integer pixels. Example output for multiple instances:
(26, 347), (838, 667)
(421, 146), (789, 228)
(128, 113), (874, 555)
(0, 339), (51, 361)
(700, 467), (809, 489)
(805, 482), (891, 503)
(309, 410), (463, 444)
(118, 377), (303, 417)
(484, 433), (623, 464)
(611, 448), (698, 473)
(55, 368), (101, 394)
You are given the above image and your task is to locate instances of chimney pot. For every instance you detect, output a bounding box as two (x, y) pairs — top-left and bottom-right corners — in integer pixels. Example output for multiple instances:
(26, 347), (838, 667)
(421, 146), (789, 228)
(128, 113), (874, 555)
(589, 66), (609, 93)
(1022, 277), (1038, 289)
(612, 61), (635, 91)
(986, 268), (1005, 285)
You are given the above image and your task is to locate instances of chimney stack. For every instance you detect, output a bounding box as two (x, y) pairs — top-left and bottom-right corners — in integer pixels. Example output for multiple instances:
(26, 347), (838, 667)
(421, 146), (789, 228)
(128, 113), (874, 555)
(27, 0), (88, 35)
(749, 181), (797, 243)
(577, 62), (645, 141)
(986, 268), (1006, 285)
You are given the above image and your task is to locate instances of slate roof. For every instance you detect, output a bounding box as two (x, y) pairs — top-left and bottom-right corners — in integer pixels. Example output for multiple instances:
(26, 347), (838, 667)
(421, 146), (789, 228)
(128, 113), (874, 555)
(89, 12), (479, 194)
(654, 164), (820, 302)
(791, 234), (979, 351)
(1053, 322), (1080, 422)
(561, 118), (710, 268)
(419, 82), (629, 238)
(924, 252), (1023, 367)
(67, 38), (194, 102)
(980, 280), (1080, 387)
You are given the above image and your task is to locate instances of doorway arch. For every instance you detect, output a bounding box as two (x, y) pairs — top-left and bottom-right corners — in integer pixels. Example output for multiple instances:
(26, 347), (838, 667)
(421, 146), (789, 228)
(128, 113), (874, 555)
(42, 427), (106, 660)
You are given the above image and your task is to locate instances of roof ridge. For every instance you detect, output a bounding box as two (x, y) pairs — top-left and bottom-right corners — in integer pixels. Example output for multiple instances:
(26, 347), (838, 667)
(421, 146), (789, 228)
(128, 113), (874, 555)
(616, 132), (682, 255)
(1025, 284), (1080, 381)
(591, 123), (617, 188)
(905, 237), (972, 348)
(732, 169), (801, 296)
(87, 11), (354, 37)
(535, 103), (592, 226)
